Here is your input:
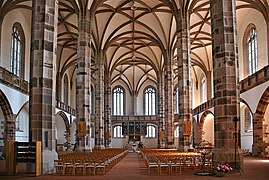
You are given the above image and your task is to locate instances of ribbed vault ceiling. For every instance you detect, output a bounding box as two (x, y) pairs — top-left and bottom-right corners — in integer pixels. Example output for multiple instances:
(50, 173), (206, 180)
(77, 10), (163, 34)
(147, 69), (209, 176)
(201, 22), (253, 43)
(0, 0), (268, 93)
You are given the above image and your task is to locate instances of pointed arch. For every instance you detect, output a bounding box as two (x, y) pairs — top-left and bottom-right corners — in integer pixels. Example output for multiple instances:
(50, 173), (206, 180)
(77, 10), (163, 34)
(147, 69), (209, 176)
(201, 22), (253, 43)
(252, 86), (269, 157)
(56, 111), (71, 135)
(0, 90), (13, 117)
(198, 110), (214, 143)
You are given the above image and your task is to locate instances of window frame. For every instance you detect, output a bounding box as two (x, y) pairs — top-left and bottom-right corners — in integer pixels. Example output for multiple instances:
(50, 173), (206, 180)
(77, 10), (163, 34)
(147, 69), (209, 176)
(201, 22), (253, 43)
(144, 86), (157, 115)
(63, 74), (69, 105)
(201, 73), (206, 103)
(145, 125), (156, 138)
(112, 86), (125, 115)
(174, 86), (179, 114)
(113, 125), (124, 138)
(247, 28), (258, 75)
(10, 22), (25, 78)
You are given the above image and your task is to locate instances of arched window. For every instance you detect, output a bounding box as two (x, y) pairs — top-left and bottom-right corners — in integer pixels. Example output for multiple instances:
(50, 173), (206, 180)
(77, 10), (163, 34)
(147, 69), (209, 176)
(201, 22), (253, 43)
(90, 85), (95, 114)
(63, 74), (68, 105)
(146, 125), (156, 138)
(174, 86), (179, 114)
(10, 23), (25, 78)
(144, 86), (156, 115)
(247, 28), (258, 75)
(113, 125), (123, 138)
(113, 86), (125, 115)
(201, 74), (206, 103)
(174, 126), (179, 138)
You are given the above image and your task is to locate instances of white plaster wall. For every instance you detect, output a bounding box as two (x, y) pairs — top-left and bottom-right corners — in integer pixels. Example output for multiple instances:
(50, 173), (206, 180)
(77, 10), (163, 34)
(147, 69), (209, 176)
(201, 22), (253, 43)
(70, 121), (77, 147)
(237, 8), (268, 81)
(0, 84), (28, 115)
(202, 114), (214, 145)
(141, 136), (158, 148)
(174, 137), (179, 149)
(241, 82), (269, 113)
(240, 104), (253, 153)
(15, 106), (29, 142)
(1, 9), (31, 81)
(111, 136), (128, 148)
(55, 114), (66, 145)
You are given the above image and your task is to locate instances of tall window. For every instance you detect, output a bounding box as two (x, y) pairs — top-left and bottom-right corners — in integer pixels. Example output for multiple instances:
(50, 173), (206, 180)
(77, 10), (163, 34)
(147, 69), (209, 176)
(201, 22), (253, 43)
(144, 86), (156, 115)
(10, 23), (25, 78)
(113, 125), (123, 138)
(113, 86), (124, 115)
(63, 74), (68, 105)
(201, 74), (206, 103)
(146, 125), (156, 138)
(174, 87), (179, 114)
(247, 28), (258, 75)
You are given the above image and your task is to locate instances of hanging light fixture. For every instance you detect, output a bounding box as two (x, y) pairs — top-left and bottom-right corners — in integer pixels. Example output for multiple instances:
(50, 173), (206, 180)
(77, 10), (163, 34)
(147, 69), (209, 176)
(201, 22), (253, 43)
(131, 1), (137, 11)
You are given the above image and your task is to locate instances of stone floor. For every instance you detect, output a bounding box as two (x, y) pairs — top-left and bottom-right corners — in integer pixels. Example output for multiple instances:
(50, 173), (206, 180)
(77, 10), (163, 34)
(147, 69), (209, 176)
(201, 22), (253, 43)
(0, 152), (269, 180)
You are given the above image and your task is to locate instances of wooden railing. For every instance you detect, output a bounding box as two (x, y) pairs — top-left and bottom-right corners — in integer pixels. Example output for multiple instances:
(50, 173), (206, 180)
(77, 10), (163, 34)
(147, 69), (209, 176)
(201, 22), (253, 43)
(56, 100), (76, 116)
(0, 67), (29, 94)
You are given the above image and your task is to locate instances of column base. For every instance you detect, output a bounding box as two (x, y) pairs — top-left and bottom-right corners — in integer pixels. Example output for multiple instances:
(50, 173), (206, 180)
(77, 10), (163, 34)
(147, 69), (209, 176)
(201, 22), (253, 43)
(213, 148), (244, 171)
(42, 150), (58, 174)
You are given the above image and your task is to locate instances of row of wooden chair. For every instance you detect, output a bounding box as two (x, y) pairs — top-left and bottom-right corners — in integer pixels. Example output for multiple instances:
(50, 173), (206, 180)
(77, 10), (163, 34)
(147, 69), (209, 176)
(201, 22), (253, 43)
(54, 148), (128, 175)
(141, 148), (213, 175)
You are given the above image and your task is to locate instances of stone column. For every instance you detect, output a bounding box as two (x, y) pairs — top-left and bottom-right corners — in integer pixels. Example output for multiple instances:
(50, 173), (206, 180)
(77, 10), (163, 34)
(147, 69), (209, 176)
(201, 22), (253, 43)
(252, 113), (266, 156)
(104, 73), (112, 148)
(3, 114), (16, 157)
(164, 49), (174, 148)
(76, 10), (91, 150)
(95, 50), (105, 149)
(177, 13), (192, 151)
(131, 91), (138, 115)
(56, 72), (62, 101)
(210, 0), (240, 166)
(5, 114), (16, 142)
(29, 0), (58, 173)
(157, 74), (165, 148)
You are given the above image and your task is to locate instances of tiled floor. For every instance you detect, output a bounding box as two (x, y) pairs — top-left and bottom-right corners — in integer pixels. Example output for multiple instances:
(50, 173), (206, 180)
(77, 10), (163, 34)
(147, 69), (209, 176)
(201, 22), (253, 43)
(0, 152), (269, 180)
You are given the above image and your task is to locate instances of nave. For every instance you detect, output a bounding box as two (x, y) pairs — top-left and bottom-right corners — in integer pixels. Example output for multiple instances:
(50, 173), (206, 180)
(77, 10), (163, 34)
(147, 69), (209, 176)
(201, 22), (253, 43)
(1, 152), (269, 180)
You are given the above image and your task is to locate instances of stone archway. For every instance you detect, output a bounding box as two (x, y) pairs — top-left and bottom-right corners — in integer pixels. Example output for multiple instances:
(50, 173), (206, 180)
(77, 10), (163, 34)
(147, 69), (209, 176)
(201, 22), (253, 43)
(0, 90), (15, 157)
(198, 110), (214, 143)
(252, 86), (269, 157)
(55, 111), (71, 151)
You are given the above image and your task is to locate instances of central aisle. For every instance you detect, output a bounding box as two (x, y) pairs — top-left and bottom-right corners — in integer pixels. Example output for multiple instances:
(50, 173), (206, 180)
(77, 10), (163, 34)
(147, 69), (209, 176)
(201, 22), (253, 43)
(106, 152), (147, 178)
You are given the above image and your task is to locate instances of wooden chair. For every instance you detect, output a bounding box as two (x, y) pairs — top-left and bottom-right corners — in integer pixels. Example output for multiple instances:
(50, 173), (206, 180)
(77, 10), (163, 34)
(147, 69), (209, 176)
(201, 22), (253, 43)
(54, 160), (64, 175)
